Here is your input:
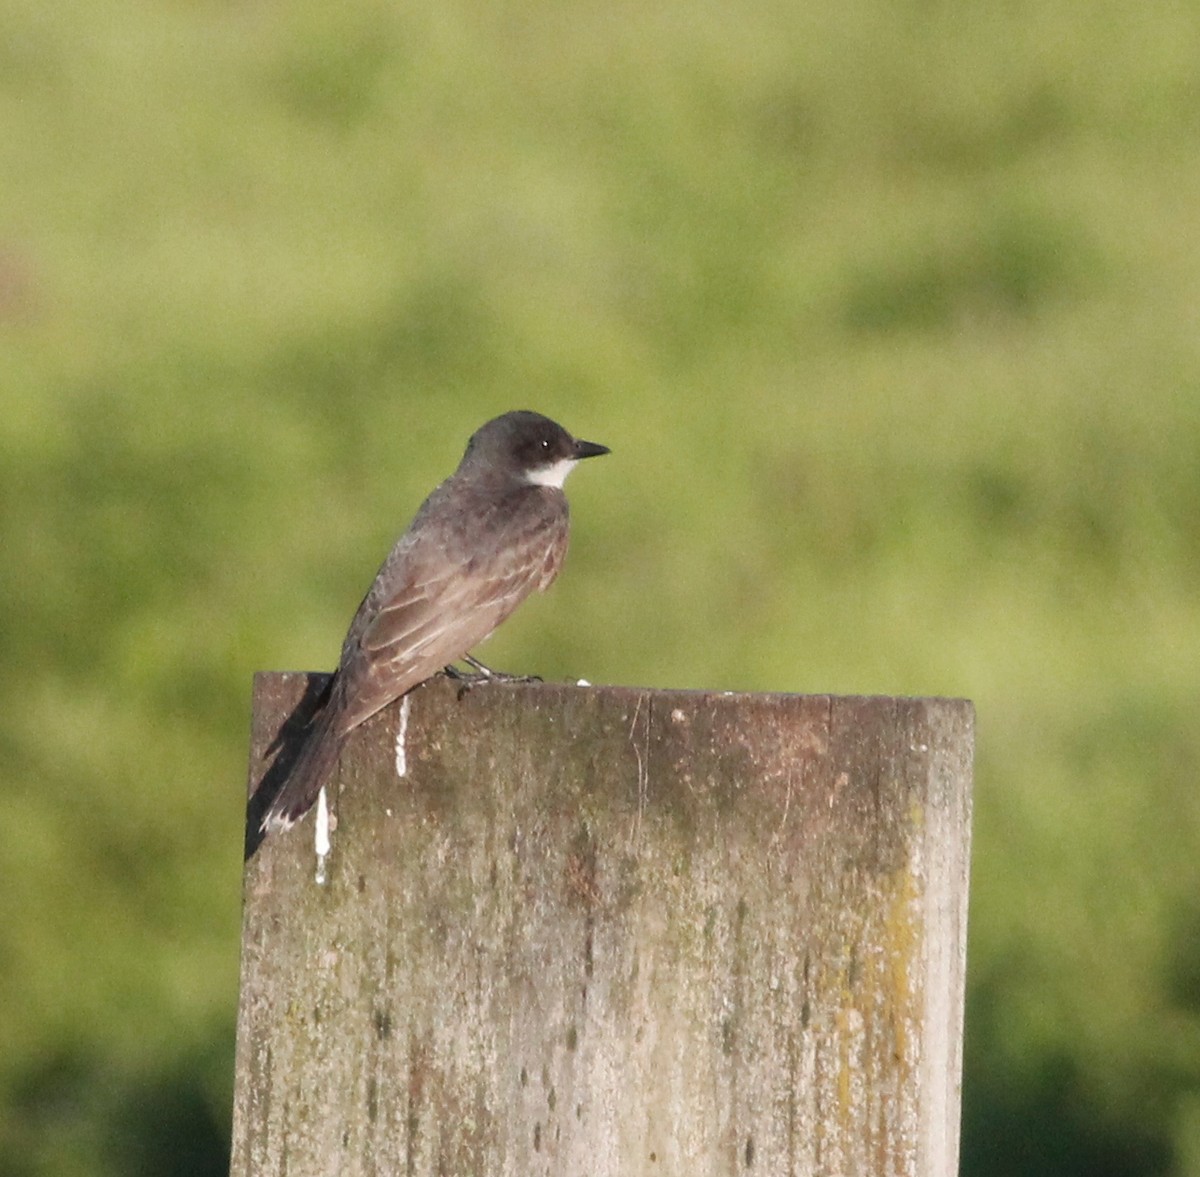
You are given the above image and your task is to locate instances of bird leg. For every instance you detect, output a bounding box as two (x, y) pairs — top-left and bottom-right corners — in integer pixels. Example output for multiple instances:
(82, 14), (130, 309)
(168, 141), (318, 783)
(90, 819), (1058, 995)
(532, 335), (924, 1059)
(465, 654), (543, 683)
(443, 655), (542, 698)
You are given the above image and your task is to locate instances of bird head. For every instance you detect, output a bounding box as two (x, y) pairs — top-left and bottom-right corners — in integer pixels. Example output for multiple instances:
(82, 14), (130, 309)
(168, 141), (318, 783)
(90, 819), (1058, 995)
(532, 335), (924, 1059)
(462, 411), (609, 488)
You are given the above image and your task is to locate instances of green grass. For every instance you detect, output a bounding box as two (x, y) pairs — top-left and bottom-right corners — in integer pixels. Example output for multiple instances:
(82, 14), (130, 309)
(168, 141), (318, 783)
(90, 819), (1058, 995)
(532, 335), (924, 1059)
(3, 0), (1200, 1173)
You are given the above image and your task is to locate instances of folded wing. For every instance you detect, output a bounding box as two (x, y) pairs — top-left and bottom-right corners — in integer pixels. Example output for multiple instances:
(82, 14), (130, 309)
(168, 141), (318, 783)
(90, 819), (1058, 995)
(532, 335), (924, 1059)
(332, 488), (568, 735)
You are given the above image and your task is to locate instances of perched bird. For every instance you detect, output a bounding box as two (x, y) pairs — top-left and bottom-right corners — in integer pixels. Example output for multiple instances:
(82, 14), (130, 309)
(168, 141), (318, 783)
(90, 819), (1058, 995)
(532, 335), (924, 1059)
(259, 410), (609, 833)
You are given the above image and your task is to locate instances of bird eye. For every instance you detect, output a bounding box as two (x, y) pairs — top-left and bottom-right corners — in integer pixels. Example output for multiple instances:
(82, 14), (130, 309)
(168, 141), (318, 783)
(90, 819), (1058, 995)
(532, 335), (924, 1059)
(540, 438), (551, 449)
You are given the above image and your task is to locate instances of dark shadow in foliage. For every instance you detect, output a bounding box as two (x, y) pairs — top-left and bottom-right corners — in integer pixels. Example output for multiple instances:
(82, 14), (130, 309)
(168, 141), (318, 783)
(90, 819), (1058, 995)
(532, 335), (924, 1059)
(5, 1038), (232, 1177)
(1167, 900), (1200, 1016)
(841, 209), (1101, 335)
(243, 672), (332, 860)
(962, 981), (1173, 1177)
(105, 1049), (231, 1177)
(2, 1051), (91, 1177)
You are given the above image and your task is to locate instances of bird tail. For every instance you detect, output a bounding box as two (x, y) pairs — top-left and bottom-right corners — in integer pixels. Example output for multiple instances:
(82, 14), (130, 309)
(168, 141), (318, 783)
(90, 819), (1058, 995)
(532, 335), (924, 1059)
(259, 705), (346, 835)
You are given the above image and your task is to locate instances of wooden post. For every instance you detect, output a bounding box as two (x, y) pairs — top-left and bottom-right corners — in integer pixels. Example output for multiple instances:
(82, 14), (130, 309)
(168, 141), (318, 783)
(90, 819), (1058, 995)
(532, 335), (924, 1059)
(231, 675), (973, 1177)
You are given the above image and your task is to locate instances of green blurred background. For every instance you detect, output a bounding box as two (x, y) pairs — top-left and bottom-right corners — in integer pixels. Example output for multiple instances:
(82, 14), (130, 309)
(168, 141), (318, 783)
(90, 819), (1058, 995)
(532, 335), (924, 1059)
(3, 0), (1199, 1173)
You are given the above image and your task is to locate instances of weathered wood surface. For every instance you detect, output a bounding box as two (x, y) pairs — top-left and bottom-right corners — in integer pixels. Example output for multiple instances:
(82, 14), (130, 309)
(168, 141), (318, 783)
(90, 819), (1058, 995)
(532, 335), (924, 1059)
(231, 675), (973, 1177)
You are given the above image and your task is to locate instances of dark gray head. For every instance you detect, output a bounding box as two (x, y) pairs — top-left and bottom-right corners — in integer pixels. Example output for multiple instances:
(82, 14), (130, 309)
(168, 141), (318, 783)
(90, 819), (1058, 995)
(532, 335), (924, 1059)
(458, 410), (609, 487)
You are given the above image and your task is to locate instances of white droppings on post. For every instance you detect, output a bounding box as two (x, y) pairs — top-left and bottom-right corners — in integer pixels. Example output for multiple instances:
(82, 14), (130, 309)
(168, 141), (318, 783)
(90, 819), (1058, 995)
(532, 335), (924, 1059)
(314, 787), (331, 885)
(395, 695), (410, 777)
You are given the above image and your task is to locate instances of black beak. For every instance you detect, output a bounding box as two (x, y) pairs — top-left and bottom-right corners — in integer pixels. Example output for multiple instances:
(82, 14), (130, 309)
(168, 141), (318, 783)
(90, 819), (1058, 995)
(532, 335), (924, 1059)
(574, 439), (610, 460)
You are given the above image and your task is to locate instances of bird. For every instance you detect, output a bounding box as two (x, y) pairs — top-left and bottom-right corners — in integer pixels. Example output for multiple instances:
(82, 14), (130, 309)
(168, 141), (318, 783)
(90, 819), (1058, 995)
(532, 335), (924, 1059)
(258, 410), (609, 834)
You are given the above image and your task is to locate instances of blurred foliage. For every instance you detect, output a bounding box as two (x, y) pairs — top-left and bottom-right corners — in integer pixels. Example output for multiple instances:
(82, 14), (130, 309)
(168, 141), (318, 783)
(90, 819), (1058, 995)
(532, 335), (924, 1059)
(2, 0), (1199, 1172)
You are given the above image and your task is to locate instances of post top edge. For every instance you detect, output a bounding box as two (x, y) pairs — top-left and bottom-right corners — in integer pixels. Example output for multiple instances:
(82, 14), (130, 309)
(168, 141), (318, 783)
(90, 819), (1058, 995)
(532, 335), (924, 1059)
(251, 671), (973, 711)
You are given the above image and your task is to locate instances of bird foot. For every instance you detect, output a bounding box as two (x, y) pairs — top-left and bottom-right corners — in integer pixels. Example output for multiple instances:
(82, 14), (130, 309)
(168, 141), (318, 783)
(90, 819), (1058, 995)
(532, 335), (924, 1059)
(443, 656), (542, 699)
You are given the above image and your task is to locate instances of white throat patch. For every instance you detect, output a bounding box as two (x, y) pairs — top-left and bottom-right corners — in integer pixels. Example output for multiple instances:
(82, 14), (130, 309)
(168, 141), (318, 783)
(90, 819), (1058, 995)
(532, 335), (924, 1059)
(525, 457), (577, 489)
